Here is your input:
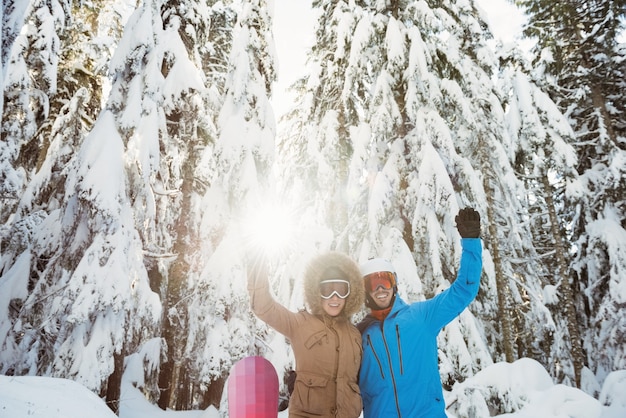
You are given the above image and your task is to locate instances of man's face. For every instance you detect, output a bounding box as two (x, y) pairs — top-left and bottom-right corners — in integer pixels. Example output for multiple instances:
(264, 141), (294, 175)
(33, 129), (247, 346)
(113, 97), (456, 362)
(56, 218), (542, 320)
(368, 286), (394, 309)
(364, 271), (396, 309)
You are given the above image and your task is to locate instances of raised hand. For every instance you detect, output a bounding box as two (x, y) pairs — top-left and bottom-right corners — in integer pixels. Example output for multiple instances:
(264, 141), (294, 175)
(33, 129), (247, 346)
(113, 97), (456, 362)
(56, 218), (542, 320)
(455, 207), (481, 238)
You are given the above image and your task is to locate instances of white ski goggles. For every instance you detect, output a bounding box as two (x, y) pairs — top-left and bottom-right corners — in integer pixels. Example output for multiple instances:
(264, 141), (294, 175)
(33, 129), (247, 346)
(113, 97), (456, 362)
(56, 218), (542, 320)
(319, 279), (351, 299)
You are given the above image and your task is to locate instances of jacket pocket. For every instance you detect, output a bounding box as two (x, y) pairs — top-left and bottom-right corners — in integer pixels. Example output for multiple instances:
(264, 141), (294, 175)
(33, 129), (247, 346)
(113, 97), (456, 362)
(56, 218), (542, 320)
(292, 372), (329, 416)
(349, 381), (361, 395)
(367, 334), (385, 379)
(344, 382), (363, 417)
(304, 330), (327, 349)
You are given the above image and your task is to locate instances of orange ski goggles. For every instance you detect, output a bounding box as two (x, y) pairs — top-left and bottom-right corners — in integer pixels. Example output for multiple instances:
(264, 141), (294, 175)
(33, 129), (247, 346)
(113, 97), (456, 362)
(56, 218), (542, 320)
(364, 271), (396, 292)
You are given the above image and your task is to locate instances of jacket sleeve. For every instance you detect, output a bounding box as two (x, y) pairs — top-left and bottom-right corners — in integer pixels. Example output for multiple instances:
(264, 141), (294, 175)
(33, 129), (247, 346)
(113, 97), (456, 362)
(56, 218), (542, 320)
(420, 238), (483, 332)
(247, 258), (301, 338)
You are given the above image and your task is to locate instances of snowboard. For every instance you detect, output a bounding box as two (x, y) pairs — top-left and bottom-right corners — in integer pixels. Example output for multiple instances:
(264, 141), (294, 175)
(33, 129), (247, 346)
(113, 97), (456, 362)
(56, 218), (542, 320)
(228, 356), (279, 418)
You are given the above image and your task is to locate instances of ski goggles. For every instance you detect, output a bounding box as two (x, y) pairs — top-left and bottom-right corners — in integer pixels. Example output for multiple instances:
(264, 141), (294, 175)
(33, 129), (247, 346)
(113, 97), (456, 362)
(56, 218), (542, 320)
(364, 271), (396, 292)
(319, 279), (351, 299)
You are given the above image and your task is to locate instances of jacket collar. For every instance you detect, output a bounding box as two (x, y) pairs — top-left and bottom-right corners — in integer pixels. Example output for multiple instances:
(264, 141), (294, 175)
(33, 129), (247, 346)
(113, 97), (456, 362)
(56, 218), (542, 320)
(358, 296), (408, 334)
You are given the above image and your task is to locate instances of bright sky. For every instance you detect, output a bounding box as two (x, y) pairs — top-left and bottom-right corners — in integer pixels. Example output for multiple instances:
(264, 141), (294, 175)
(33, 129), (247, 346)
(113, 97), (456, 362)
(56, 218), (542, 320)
(271, 0), (316, 117)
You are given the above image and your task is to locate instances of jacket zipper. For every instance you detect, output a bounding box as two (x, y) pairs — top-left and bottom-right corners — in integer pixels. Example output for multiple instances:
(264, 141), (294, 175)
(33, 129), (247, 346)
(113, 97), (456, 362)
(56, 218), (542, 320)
(396, 324), (404, 375)
(381, 322), (402, 417)
(367, 335), (385, 379)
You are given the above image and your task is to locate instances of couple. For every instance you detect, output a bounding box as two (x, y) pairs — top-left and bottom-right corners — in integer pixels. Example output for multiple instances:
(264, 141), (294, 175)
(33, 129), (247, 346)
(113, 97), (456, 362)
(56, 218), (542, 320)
(247, 208), (482, 418)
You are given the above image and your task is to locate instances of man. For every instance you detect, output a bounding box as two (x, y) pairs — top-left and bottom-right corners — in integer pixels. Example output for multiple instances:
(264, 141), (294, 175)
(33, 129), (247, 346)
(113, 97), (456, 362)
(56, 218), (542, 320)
(357, 207), (482, 418)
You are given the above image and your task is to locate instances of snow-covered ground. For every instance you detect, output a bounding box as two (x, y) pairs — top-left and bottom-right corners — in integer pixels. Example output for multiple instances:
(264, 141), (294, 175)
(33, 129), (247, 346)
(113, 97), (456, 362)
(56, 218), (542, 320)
(2, 358), (624, 418)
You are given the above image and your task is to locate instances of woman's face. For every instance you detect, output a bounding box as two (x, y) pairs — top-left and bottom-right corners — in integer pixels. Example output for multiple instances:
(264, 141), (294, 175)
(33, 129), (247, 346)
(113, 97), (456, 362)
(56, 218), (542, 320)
(321, 295), (346, 317)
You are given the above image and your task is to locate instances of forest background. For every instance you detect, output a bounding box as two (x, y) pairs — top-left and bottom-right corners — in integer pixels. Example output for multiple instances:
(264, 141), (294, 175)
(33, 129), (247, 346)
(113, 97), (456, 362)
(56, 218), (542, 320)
(0, 0), (625, 416)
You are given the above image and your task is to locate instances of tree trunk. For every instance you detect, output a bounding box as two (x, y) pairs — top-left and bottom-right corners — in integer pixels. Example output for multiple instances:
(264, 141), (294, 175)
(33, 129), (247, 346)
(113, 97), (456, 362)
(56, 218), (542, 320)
(157, 150), (195, 409)
(485, 200), (516, 363)
(542, 175), (584, 387)
(157, 349), (175, 410)
(157, 212), (194, 409)
(104, 349), (124, 415)
(175, 360), (192, 410)
(205, 377), (226, 409)
(156, 230), (192, 410)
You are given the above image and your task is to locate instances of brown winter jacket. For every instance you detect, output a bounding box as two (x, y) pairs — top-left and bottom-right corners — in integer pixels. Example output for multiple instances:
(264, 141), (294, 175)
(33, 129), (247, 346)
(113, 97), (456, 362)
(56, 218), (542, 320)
(248, 252), (365, 418)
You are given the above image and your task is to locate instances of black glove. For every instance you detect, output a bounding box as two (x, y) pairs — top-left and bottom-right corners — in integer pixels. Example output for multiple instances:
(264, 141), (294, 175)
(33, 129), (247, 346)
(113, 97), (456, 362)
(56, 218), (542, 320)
(455, 207), (481, 238)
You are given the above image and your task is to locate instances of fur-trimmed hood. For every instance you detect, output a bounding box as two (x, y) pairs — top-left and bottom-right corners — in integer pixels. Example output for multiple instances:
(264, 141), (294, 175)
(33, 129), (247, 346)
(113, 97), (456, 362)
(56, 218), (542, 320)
(303, 251), (364, 318)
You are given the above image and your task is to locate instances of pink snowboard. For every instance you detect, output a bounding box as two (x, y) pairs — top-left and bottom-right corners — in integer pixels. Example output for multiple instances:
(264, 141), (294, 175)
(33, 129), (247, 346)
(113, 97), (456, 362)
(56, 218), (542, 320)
(228, 356), (279, 418)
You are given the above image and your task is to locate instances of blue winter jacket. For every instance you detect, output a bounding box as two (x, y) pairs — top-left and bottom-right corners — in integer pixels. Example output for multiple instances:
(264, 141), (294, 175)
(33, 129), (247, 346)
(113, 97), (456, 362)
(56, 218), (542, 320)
(358, 238), (482, 418)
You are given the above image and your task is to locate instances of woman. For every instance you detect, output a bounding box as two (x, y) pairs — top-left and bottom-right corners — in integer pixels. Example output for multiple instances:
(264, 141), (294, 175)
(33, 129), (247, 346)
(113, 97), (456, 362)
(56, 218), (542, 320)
(247, 251), (364, 418)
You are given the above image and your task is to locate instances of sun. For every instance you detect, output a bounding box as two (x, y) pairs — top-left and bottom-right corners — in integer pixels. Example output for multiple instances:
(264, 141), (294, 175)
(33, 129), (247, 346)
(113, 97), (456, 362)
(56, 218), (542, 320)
(241, 200), (298, 260)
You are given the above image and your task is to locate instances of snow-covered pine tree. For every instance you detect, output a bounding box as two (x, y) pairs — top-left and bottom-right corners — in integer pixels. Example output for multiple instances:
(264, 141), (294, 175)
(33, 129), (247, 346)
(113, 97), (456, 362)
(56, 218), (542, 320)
(276, 0), (369, 251)
(500, 59), (582, 386)
(0, 0), (151, 413)
(0, 0), (66, 221)
(8, 0), (121, 220)
(181, 0), (278, 411)
(0, 0), (126, 221)
(1, 0), (30, 132)
(103, 0), (238, 410)
(518, 0), (626, 388)
(386, 1), (575, 390)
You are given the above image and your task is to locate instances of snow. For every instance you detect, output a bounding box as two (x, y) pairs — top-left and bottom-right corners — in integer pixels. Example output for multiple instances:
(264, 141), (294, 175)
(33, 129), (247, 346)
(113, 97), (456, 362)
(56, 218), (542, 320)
(0, 376), (118, 418)
(2, 360), (624, 418)
(585, 206), (626, 304)
(70, 111), (126, 217)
